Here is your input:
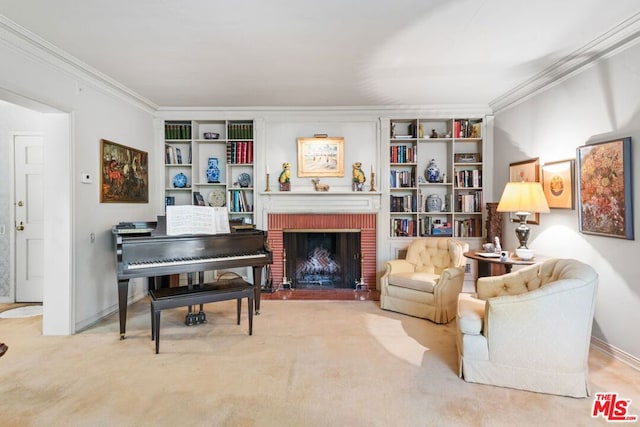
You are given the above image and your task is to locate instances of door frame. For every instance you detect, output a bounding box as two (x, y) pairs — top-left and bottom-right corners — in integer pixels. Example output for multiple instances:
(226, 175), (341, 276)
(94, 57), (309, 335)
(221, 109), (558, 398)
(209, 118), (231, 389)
(2, 94), (74, 335)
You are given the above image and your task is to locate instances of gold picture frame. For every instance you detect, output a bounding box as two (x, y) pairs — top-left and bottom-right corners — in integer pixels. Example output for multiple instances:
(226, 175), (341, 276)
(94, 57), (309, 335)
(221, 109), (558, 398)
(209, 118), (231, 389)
(100, 139), (148, 203)
(509, 157), (540, 224)
(542, 159), (575, 209)
(297, 136), (344, 177)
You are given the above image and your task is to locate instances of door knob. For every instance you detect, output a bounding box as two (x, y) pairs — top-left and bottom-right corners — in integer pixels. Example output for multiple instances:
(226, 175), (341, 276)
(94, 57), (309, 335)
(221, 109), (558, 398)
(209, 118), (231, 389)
(16, 221), (24, 231)
(17, 201), (24, 207)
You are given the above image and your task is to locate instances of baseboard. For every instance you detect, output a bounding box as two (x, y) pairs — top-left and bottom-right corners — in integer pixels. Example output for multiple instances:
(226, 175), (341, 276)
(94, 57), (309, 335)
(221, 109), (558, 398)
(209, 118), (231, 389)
(591, 336), (640, 372)
(75, 291), (147, 333)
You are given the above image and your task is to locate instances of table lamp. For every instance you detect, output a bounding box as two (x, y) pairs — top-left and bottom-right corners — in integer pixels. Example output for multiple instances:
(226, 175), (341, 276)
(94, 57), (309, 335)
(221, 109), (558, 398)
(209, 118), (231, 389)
(496, 181), (550, 248)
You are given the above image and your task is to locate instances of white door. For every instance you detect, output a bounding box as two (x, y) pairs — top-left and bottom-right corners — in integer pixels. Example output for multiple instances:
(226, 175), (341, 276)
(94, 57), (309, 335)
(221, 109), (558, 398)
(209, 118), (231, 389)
(14, 134), (45, 302)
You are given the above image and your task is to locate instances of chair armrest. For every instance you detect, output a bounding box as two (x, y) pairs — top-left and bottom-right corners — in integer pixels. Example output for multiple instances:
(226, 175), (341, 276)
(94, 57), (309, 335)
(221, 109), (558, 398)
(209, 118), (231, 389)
(383, 259), (416, 275)
(457, 293), (485, 335)
(432, 266), (465, 306)
(380, 259), (416, 293)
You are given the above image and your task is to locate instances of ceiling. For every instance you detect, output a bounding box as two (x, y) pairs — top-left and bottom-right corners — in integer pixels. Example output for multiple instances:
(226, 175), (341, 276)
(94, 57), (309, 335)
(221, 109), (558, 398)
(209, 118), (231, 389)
(1, 0), (639, 109)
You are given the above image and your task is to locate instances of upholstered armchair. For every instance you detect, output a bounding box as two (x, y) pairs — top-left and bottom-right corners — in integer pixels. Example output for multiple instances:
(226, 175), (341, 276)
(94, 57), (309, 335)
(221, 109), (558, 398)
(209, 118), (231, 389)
(456, 258), (598, 397)
(380, 237), (469, 323)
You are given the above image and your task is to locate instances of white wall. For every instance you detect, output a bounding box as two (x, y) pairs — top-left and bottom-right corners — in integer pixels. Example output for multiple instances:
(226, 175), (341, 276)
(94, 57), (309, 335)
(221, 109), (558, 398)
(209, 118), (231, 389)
(0, 31), (156, 333)
(493, 42), (640, 360)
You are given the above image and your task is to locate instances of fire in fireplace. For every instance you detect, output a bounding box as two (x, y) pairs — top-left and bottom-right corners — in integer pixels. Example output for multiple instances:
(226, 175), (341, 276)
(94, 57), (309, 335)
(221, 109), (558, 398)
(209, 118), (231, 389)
(283, 230), (361, 289)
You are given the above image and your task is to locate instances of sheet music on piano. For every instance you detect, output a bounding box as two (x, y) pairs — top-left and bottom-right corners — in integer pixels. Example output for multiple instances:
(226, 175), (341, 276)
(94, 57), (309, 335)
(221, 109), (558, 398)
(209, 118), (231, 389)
(166, 205), (231, 236)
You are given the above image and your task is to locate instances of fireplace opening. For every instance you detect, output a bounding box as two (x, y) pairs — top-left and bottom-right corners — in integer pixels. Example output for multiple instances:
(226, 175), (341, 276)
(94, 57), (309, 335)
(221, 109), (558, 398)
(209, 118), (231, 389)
(283, 230), (361, 289)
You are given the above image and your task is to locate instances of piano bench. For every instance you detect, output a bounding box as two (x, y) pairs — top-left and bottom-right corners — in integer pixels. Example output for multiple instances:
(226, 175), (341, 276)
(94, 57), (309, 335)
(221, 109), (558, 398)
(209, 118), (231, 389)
(149, 278), (254, 354)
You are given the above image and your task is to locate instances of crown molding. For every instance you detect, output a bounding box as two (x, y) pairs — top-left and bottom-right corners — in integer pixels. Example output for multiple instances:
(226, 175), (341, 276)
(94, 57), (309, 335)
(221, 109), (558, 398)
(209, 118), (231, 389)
(489, 11), (640, 114)
(0, 15), (158, 112)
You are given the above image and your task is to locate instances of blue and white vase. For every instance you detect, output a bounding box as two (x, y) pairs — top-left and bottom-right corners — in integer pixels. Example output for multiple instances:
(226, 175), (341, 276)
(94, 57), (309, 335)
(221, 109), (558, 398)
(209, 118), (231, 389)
(425, 159), (440, 183)
(173, 172), (188, 188)
(426, 194), (443, 212)
(206, 157), (220, 183)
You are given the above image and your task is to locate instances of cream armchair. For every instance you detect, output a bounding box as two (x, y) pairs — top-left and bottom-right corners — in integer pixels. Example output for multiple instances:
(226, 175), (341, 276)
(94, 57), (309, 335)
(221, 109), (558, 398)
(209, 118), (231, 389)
(456, 258), (598, 397)
(380, 237), (469, 323)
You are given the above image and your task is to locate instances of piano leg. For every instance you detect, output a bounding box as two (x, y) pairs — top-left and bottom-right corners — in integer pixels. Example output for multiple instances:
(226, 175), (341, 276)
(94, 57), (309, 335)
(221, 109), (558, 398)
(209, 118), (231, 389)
(117, 279), (129, 339)
(252, 265), (263, 314)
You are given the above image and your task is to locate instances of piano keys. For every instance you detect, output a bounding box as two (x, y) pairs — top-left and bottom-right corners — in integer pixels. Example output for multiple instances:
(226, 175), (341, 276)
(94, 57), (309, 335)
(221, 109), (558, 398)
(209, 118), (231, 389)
(113, 220), (271, 339)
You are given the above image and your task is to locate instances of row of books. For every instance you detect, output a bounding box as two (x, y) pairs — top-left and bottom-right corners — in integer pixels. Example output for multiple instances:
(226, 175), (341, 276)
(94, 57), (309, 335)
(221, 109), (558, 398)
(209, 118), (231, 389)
(454, 120), (482, 138)
(390, 145), (416, 163)
(420, 217), (453, 237)
(391, 218), (416, 237)
(392, 217), (481, 238)
(165, 123), (192, 140)
(227, 141), (253, 164)
(455, 218), (482, 237)
(390, 195), (417, 213)
(165, 145), (191, 165)
(229, 189), (252, 212)
(456, 191), (483, 213)
(228, 123), (253, 139)
(390, 170), (415, 188)
(455, 169), (482, 188)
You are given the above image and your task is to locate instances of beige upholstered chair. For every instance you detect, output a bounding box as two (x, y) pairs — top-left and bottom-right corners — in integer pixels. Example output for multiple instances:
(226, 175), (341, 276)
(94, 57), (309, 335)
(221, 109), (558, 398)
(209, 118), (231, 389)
(456, 258), (598, 397)
(380, 237), (469, 323)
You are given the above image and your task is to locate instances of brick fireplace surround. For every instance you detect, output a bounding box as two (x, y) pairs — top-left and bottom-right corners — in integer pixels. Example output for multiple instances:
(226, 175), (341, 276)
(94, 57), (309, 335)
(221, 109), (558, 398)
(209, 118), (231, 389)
(265, 213), (377, 298)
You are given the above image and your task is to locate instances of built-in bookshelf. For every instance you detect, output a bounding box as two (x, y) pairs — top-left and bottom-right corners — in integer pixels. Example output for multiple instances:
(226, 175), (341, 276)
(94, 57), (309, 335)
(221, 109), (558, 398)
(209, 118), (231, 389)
(387, 117), (485, 239)
(164, 119), (255, 224)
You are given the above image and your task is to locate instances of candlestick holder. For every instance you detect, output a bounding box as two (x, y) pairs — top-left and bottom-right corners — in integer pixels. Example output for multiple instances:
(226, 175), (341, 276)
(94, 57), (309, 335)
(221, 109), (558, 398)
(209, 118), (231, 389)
(369, 171), (376, 192)
(265, 173), (271, 192)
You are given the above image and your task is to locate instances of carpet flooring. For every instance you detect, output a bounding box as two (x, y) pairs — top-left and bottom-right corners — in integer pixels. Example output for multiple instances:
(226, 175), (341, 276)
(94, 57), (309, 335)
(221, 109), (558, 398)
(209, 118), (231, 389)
(0, 299), (638, 426)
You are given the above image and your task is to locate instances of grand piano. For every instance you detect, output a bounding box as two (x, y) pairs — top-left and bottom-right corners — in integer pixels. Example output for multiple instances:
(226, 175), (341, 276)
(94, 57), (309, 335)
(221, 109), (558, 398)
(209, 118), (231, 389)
(113, 219), (272, 339)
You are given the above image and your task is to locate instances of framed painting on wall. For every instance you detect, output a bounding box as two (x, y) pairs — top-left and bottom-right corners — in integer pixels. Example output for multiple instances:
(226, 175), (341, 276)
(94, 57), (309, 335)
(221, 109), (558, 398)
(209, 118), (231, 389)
(297, 136), (344, 177)
(542, 159), (575, 209)
(100, 139), (148, 203)
(577, 137), (634, 239)
(509, 157), (541, 224)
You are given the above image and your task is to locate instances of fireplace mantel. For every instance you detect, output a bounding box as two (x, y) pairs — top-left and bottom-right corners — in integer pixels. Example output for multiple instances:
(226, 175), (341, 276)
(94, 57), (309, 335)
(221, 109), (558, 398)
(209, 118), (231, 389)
(261, 191), (381, 214)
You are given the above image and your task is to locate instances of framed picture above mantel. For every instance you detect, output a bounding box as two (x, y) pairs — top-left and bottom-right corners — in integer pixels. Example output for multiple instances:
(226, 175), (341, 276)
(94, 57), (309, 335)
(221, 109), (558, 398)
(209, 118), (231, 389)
(297, 136), (344, 178)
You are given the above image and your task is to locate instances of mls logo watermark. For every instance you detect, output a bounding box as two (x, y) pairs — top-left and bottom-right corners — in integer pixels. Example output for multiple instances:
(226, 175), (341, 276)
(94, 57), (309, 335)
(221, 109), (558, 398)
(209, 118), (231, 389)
(592, 392), (638, 422)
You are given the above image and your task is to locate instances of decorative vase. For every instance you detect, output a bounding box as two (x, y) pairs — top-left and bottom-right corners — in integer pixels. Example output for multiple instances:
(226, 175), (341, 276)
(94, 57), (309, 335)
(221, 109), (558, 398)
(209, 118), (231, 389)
(425, 159), (440, 183)
(206, 157), (220, 183)
(173, 172), (188, 188)
(426, 194), (443, 212)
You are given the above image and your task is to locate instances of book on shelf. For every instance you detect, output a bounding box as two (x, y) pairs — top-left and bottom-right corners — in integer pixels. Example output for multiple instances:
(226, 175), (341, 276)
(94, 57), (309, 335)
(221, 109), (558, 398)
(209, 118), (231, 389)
(193, 192), (205, 206)
(228, 123), (253, 140)
(390, 170), (415, 188)
(456, 191), (483, 213)
(392, 218), (415, 237)
(165, 122), (192, 140)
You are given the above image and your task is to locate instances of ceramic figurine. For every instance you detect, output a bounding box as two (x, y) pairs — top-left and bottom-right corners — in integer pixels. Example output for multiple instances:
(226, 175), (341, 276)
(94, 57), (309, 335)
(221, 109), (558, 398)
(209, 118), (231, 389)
(279, 162), (291, 191)
(311, 178), (329, 191)
(352, 162), (366, 191)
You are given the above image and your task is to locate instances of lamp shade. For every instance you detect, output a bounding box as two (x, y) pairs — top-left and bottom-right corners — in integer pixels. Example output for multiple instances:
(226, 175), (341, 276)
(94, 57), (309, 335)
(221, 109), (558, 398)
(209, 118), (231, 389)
(496, 182), (550, 214)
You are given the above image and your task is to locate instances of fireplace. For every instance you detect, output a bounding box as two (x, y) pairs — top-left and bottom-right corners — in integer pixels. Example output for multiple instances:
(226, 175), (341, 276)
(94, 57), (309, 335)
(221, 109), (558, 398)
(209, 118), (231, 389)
(267, 213), (376, 291)
(284, 230), (361, 289)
